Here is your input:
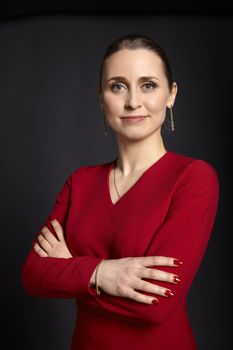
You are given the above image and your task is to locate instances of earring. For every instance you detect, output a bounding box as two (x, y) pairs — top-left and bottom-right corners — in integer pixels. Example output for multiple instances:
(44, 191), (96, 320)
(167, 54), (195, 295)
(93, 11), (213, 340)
(103, 116), (109, 136)
(169, 105), (175, 132)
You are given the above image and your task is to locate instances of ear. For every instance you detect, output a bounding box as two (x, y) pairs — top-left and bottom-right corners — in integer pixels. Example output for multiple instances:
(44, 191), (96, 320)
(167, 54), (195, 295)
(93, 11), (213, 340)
(167, 82), (178, 108)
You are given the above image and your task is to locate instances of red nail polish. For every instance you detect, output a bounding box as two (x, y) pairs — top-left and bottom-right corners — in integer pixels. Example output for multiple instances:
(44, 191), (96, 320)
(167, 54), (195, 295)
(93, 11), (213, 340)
(173, 276), (181, 283)
(152, 299), (159, 305)
(174, 259), (183, 266)
(165, 290), (174, 297)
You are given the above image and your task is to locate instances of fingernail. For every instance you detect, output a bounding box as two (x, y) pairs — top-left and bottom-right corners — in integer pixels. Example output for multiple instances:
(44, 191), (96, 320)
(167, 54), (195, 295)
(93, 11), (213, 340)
(152, 299), (159, 305)
(173, 276), (181, 283)
(174, 259), (183, 266)
(164, 290), (174, 297)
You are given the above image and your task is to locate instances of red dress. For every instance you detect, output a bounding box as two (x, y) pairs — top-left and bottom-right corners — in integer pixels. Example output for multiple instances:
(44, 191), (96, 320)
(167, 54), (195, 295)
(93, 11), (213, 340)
(22, 150), (219, 350)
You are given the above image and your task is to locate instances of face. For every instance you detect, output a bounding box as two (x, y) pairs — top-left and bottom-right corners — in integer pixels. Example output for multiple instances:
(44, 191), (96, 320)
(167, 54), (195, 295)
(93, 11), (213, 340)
(99, 48), (177, 141)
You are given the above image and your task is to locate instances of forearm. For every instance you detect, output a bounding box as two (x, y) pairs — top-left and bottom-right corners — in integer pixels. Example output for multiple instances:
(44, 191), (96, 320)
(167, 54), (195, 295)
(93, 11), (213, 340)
(22, 249), (102, 299)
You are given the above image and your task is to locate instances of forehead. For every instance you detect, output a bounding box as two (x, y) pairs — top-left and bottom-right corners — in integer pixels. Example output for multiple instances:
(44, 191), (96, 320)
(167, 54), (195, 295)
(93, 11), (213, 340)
(103, 48), (164, 77)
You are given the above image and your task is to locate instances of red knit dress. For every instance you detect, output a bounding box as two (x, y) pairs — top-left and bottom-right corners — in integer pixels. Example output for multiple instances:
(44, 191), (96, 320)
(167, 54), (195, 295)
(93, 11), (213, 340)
(22, 150), (219, 350)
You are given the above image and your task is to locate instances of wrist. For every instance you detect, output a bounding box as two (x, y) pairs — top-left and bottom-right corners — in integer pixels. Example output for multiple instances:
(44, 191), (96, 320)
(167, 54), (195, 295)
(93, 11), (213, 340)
(88, 259), (106, 288)
(95, 259), (106, 294)
(89, 269), (96, 287)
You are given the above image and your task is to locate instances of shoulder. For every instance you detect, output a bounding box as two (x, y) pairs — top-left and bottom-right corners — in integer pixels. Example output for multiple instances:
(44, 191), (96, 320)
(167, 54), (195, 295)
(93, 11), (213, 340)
(169, 151), (220, 195)
(68, 159), (114, 183)
(169, 151), (219, 178)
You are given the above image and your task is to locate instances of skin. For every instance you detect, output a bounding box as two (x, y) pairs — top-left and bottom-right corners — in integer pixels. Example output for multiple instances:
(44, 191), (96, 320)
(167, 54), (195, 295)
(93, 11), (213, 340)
(33, 219), (72, 259)
(34, 48), (182, 305)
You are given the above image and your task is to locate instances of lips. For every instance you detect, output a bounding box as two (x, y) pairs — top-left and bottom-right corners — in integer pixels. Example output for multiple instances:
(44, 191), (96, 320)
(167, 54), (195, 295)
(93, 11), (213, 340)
(120, 115), (148, 122)
(121, 115), (148, 119)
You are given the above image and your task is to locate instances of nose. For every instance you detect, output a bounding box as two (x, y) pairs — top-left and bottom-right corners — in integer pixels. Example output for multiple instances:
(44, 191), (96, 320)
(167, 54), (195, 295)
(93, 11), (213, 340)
(125, 89), (142, 109)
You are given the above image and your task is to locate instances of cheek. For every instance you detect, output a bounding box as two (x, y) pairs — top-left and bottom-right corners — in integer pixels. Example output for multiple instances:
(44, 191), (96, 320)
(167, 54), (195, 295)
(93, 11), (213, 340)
(144, 94), (168, 111)
(102, 95), (122, 114)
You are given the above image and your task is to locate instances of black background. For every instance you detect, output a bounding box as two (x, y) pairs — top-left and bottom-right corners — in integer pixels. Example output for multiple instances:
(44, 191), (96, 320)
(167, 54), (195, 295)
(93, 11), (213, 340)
(1, 1), (233, 20)
(0, 2), (231, 349)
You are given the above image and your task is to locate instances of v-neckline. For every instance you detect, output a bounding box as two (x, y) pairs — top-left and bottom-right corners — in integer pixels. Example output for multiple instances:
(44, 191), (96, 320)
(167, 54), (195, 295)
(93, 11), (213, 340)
(106, 150), (171, 207)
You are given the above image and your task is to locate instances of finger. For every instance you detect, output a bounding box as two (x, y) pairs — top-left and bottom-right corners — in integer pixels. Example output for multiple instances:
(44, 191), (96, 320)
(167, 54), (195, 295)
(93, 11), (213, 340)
(50, 219), (64, 242)
(137, 279), (174, 298)
(41, 226), (57, 246)
(33, 242), (48, 257)
(138, 256), (183, 267)
(142, 268), (181, 284)
(126, 288), (159, 305)
(37, 234), (52, 252)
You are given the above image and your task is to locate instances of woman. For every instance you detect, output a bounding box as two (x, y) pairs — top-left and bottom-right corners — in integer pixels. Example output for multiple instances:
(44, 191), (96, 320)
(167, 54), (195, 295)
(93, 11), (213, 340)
(22, 34), (219, 350)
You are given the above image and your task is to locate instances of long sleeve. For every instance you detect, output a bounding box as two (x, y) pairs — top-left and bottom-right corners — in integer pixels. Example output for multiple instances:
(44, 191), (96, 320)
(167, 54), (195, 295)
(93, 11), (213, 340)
(84, 159), (220, 325)
(21, 170), (102, 299)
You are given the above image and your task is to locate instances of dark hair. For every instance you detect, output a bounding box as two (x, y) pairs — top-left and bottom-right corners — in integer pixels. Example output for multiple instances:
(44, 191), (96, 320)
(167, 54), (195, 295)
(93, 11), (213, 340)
(99, 34), (174, 91)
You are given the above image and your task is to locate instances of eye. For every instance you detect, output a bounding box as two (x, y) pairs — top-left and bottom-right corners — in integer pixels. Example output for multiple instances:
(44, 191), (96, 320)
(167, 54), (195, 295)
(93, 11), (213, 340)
(110, 82), (127, 92)
(142, 81), (158, 90)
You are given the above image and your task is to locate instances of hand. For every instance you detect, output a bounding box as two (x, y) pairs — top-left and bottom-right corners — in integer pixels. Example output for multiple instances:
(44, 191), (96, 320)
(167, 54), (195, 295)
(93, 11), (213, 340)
(95, 256), (182, 305)
(34, 219), (73, 259)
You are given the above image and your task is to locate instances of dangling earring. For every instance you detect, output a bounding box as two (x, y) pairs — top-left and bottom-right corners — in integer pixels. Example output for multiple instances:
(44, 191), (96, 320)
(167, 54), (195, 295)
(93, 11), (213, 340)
(169, 105), (175, 132)
(103, 116), (109, 136)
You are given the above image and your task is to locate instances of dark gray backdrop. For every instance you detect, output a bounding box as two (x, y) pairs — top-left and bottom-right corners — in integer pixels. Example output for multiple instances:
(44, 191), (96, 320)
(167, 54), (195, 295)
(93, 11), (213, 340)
(0, 13), (230, 350)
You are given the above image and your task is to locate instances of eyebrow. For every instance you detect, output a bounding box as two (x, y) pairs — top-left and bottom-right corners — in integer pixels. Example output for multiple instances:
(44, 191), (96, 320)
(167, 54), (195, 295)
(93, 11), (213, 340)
(107, 76), (160, 82)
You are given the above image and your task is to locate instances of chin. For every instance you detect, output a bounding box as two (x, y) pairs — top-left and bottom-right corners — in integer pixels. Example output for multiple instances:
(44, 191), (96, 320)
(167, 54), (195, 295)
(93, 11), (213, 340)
(116, 130), (153, 142)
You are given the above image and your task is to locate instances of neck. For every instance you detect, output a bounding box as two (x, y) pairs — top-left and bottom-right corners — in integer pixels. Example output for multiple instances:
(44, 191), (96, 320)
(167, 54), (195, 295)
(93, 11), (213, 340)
(115, 131), (167, 176)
